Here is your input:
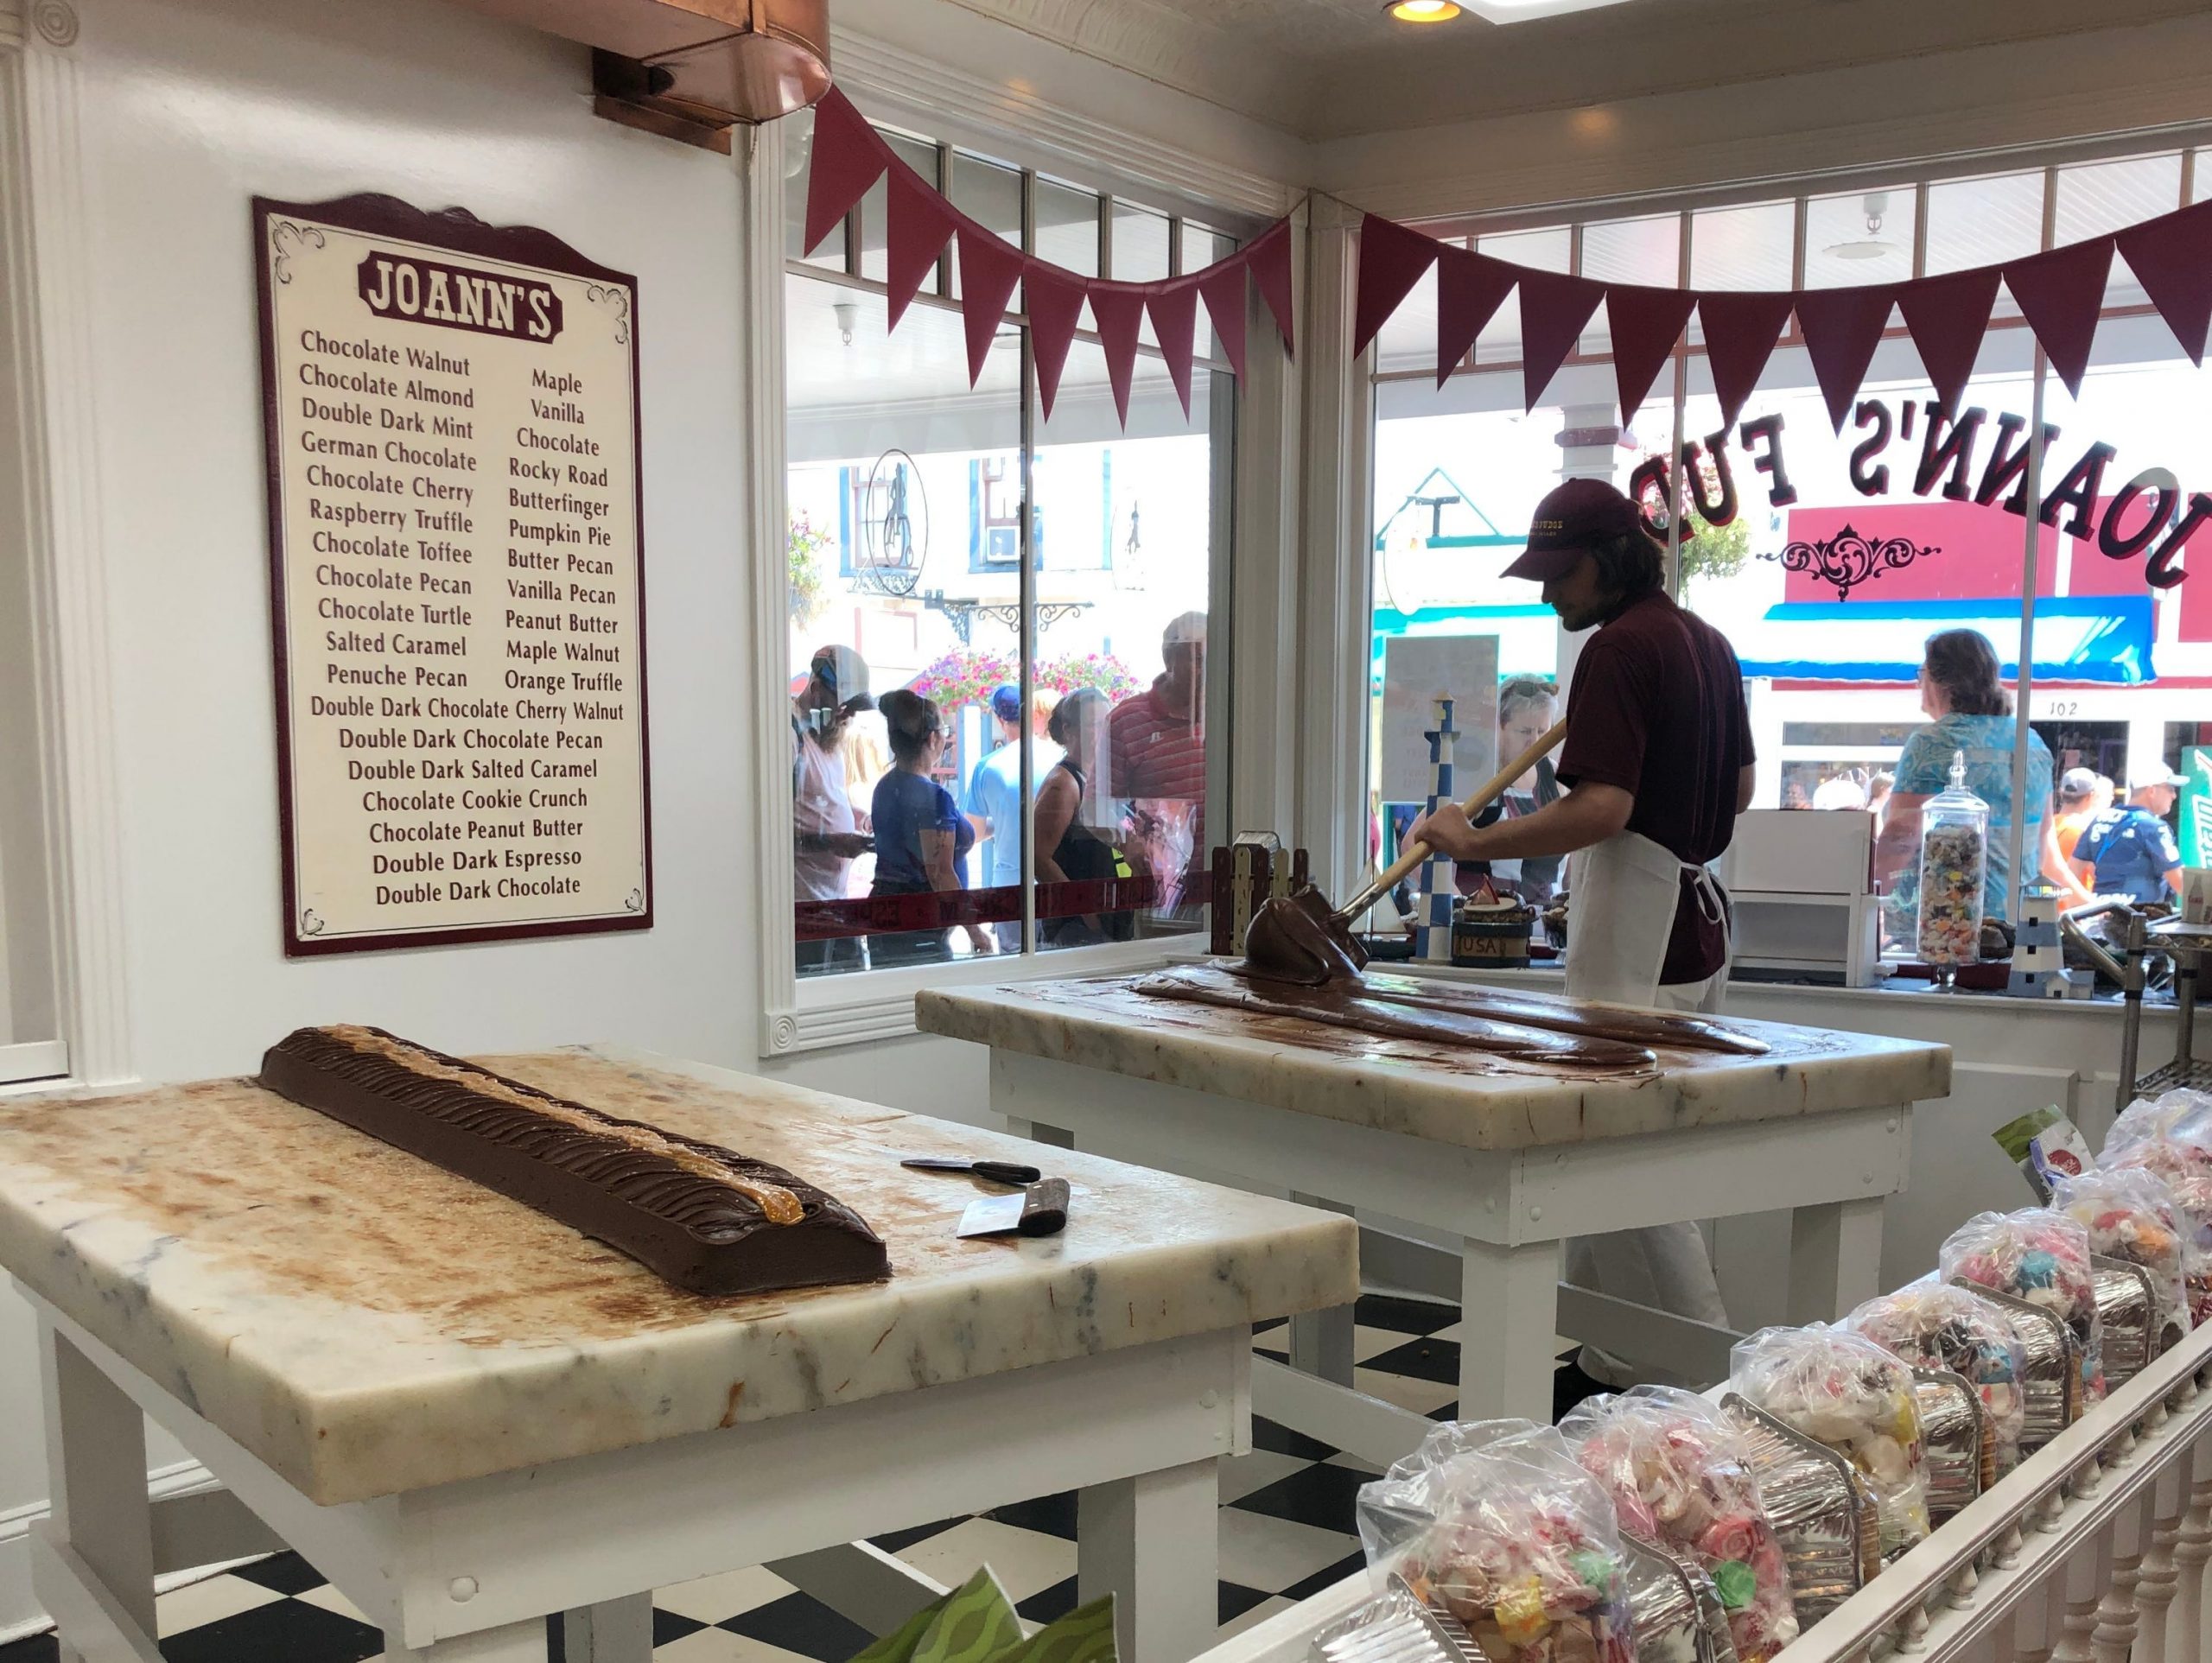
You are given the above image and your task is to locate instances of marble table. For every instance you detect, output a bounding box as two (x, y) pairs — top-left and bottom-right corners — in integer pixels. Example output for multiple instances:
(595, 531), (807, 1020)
(916, 974), (1951, 1454)
(0, 1045), (1356, 1663)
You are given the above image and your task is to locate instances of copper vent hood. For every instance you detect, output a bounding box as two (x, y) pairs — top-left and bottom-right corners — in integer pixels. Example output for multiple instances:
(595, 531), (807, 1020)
(451, 0), (830, 150)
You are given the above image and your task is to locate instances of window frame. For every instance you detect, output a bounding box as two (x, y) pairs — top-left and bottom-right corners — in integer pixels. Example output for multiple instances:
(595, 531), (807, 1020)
(749, 99), (1280, 1057)
(1361, 136), (2212, 961)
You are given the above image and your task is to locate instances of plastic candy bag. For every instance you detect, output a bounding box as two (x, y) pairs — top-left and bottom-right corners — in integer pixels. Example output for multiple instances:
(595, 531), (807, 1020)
(1940, 1208), (2106, 1403)
(1848, 1281), (2028, 1475)
(1357, 1419), (1637, 1663)
(2106, 1089), (2212, 1157)
(1560, 1386), (1799, 1663)
(2105, 1137), (2212, 1325)
(1727, 1325), (1932, 1558)
(2053, 1165), (2196, 1338)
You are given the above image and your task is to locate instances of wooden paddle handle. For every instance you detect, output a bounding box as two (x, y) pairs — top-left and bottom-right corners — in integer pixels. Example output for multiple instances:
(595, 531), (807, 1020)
(1337, 716), (1570, 923)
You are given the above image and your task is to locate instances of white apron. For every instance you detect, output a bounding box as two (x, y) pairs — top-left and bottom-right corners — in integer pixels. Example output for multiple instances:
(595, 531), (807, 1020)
(1564, 827), (1732, 1385)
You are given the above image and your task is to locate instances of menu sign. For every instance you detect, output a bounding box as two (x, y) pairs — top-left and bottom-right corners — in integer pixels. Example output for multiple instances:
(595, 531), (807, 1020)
(255, 194), (652, 955)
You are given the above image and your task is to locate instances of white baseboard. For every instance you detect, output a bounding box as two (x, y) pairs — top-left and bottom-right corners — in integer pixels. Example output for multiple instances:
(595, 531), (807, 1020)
(0, 1459), (232, 1642)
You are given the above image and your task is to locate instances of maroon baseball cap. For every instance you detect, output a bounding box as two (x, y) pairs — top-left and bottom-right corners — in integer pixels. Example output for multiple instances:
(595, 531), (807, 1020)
(1502, 478), (1643, 582)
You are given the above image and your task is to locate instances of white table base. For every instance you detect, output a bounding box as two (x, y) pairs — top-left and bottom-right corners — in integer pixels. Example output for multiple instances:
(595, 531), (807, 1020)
(995, 1050), (1909, 1457)
(26, 1286), (1246, 1663)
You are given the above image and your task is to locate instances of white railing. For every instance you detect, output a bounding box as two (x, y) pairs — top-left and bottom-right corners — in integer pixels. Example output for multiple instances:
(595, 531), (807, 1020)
(1198, 1318), (2212, 1663)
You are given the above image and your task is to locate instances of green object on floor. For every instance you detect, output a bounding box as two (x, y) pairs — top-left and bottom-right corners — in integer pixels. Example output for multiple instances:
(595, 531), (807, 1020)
(844, 1569), (1116, 1663)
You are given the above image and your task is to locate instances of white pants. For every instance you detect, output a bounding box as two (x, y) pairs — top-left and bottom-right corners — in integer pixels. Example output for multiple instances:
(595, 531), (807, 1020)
(1566, 968), (1732, 1388)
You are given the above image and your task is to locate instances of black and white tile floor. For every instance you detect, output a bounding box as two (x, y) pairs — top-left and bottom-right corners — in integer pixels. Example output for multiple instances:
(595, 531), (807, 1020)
(0, 1296), (1592, 1663)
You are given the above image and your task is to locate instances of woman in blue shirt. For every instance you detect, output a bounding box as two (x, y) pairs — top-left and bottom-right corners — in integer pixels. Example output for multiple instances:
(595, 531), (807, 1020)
(869, 689), (989, 966)
(1875, 629), (2063, 939)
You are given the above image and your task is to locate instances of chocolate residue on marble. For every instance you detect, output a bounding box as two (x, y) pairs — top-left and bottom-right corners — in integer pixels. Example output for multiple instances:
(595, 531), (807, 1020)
(1135, 966), (1658, 1070)
(1348, 970), (1770, 1057)
(258, 1026), (888, 1298)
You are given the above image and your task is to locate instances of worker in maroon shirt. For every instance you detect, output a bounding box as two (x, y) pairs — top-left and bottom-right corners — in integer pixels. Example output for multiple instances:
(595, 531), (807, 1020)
(1412, 477), (1755, 1388)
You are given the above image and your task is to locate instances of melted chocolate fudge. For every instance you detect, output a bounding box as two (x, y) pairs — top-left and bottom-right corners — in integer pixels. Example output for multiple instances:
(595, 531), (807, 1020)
(258, 1026), (888, 1297)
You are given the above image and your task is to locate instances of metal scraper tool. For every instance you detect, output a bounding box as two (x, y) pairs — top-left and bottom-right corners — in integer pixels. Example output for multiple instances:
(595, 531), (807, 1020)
(957, 1177), (1071, 1239)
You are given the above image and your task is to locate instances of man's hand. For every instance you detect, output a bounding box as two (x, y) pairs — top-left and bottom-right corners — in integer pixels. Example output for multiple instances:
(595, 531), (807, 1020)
(828, 832), (874, 858)
(1409, 801), (1482, 860)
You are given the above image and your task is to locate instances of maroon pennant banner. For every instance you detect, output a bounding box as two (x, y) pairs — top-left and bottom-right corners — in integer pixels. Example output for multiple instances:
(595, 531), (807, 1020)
(803, 89), (888, 256)
(1355, 214), (1440, 358)
(798, 86), (1294, 428)
(957, 225), (1026, 387)
(1351, 194), (2212, 436)
(1896, 266), (2001, 416)
(1796, 285), (1897, 431)
(2116, 199), (2212, 366)
(1090, 286), (1147, 426)
(1698, 291), (1794, 427)
(1198, 262), (1250, 382)
(1518, 268), (1605, 412)
(885, 167), (958, 331)
(1247, 221), (1297, 359)
(1435, 247), (1516, 389)
(1605, 283), (1697, 422)
(1147, 281), (1201, 417)
(1025, 262), (1089, 422)
(2005, 238), (2115, 397)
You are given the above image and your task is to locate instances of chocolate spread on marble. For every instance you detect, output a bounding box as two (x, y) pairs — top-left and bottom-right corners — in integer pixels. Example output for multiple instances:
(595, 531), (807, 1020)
(1135, 966), (1659, 1069)
(257, 1026), (889, 1297)
(1184, 879), (1771, 1068)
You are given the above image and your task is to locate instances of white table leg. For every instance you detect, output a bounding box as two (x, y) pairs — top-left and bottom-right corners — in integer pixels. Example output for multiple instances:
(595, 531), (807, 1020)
(1457, 1238), (1560, 1424)
(1288, 1195), (1356, 1387)
(386, 1616), (550, 1660)
(1786, 1195), (1885, 1325)
(1078, 1457), (1219, 1663)
(37, 1317), (154, 1663)
(560, 1593), (653, 1662)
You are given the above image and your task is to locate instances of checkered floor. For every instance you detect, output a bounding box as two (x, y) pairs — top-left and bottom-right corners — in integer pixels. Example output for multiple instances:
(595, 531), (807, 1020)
(1, 1296), (1568, 1663)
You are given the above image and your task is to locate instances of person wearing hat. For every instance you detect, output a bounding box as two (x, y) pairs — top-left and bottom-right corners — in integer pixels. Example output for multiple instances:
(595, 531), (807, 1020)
(964, 683), (1063, 951)
(1410, 476), (1754, 1393)
(2070, 769), (2189, 904)
(791, 644), (876, 974)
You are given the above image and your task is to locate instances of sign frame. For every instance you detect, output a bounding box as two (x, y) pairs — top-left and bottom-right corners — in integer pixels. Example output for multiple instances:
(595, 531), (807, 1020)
(254, 192), (653, 956)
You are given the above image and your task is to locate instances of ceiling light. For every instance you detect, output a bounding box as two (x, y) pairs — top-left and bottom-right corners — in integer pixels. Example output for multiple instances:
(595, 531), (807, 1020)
(832, 298), (857, 346)
(1823, 191), (1901, 262)
(1388, 1), (1462, 22)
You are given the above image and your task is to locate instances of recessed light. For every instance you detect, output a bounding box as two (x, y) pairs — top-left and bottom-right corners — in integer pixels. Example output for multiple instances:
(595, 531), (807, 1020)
(1388, 1), (1463, 22)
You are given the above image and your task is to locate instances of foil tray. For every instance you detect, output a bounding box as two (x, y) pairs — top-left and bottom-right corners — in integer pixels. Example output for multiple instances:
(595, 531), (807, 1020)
(1721, 1393), (1875, 1627)
(1957, 1283), (2081, 1452)
(1622, 1533), (1738, 1663)
(1911, 1368), (1986, 1527)
(1313, 1576), (1487, 1663)
(2093, 1254), (2163, 1388)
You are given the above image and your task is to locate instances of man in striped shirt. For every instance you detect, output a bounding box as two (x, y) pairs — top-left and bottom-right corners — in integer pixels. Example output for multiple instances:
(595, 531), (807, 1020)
(1109, 611), (1207, 903)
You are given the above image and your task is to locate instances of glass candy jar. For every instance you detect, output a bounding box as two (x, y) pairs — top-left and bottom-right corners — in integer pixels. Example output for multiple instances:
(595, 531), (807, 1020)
(1918, 750), (1989, 973)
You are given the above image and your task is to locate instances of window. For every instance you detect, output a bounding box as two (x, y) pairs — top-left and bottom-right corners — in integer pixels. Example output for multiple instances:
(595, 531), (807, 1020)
(784, 113), (1234, 981)
(1368, 149), (2210, 963)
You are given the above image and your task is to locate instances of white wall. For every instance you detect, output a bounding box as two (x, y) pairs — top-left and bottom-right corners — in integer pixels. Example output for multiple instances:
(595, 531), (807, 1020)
(0, 0), (1022, 1630)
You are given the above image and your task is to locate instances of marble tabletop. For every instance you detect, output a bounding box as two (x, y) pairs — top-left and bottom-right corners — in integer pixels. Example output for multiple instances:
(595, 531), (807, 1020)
(917, 974), (1952, 1152)
(0, 1046), (1357, 1505)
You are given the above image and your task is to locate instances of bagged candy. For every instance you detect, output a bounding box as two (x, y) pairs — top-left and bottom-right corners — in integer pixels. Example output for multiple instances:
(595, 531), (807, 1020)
(1727, 1325), (1932, 1559)
(1561, 1387), (1798, 1663)
(1849, 1281), (2028, 1476)
(2104, 1134), (2212, 1326)
(2053, 1166), (2196, 1339)
(1940, 1209), (2106, 1403)
(1357, 1420), (1637, 1663)
(2106, 1089), (2212, 1155)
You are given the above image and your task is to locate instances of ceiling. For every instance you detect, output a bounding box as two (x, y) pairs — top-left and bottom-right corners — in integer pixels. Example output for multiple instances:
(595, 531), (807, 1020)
(936, 0), (2212, 143)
